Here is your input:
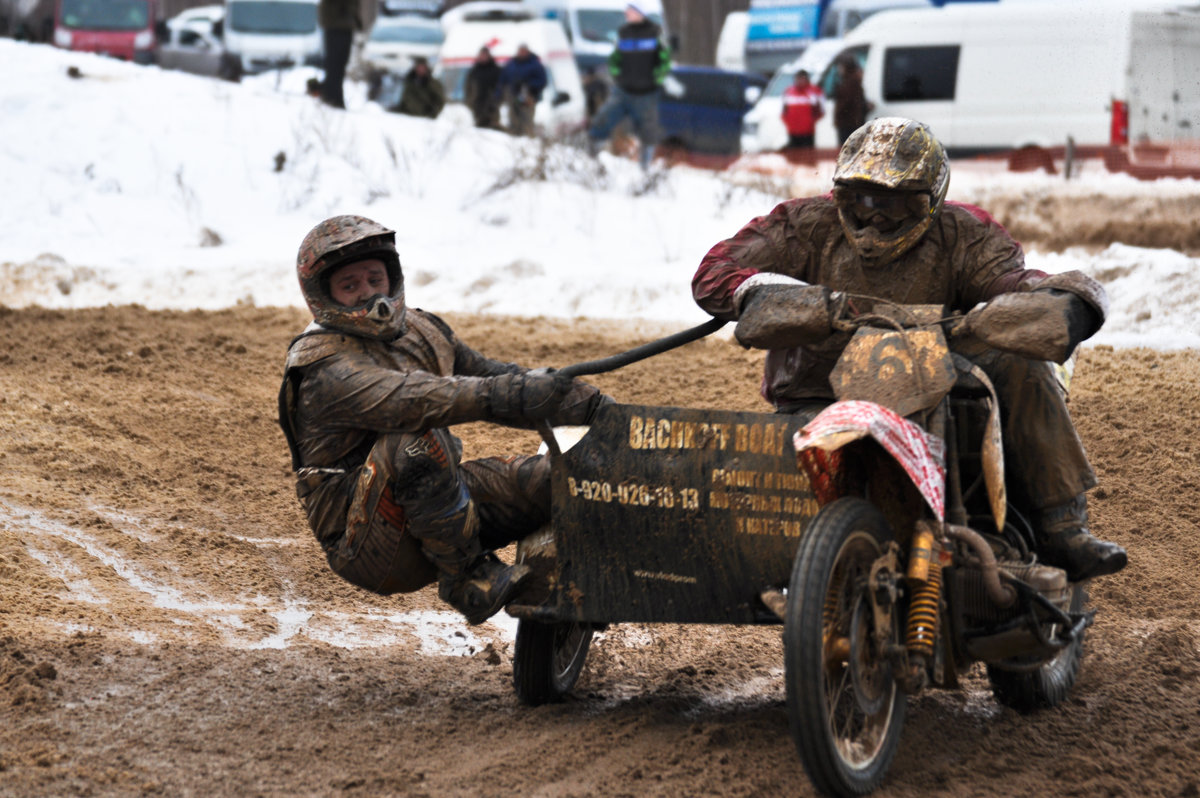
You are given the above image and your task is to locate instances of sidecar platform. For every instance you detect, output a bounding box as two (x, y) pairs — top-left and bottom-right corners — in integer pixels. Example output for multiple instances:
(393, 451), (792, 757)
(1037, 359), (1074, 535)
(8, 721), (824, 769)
(507, 403), (821, 625)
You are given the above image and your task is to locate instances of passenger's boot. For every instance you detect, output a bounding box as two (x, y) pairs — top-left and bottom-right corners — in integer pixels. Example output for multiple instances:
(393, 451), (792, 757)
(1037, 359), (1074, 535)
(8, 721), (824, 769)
(438, 553), (531, 626)
(406, 481), (529, 625)
(1035, 494), (1127, 581)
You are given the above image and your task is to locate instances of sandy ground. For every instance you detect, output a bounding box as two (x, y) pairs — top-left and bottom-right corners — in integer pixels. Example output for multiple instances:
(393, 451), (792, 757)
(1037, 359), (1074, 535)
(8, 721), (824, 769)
(1, 283), (1199, 794)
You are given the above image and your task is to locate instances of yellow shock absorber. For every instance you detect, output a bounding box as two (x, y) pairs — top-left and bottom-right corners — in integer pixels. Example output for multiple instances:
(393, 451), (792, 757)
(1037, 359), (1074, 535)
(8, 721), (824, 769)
(906, 558), (942, 657)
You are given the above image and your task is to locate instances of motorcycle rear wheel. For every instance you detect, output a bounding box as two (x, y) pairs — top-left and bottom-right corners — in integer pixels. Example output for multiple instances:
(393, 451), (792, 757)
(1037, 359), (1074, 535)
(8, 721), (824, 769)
(986, 583), (1088, 713)
(786, 497), (906, 797)
(512, 619), (593, 706)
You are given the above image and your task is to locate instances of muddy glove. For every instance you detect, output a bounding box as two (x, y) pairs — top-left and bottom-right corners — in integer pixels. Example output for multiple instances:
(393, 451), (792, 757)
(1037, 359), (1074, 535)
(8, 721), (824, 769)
(734, 284), (839, 349)
(957, 290), (1098, 364)
(486, 368), (573, 421)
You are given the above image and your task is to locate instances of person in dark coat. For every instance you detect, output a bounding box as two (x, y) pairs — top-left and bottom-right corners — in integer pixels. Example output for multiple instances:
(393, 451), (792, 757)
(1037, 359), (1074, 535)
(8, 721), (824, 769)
(394, 56), (445, 119)
(582, 65), (611, 124)
(497, 44), (548, 136)
(318, 0), (361, 109)
(464, 46), (502, 129)
(833, 56), (871, 147)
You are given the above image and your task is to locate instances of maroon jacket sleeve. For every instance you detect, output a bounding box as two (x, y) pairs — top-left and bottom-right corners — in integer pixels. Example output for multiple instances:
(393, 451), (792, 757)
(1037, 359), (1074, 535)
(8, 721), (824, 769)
(692, 199), (820, 320)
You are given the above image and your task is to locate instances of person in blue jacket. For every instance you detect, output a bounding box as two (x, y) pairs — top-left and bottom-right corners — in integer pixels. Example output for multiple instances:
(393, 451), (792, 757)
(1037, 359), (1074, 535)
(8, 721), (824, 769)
(587, 3), (672, 170)
(497, 44), (548, 137)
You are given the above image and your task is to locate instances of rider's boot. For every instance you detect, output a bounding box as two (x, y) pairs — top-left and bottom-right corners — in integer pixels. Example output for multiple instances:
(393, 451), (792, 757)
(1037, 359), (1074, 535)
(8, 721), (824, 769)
(406, 480), (530, 625)
(1034, 493), (1127, 581)
(639, 144), (655, 171)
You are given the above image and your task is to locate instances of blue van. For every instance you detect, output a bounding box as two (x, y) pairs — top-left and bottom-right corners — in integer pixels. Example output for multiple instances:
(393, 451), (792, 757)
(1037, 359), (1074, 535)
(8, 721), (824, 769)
(658, 66), (767, 156)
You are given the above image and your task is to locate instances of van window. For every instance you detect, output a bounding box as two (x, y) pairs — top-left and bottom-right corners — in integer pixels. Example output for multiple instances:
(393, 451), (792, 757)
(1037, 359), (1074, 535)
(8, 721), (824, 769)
(819, 44), (868, 97)
(882, 45), (959, 102)
(577, 9), (623, 44)
(228, 1), (318, 34)
(60, 0), (150, 30)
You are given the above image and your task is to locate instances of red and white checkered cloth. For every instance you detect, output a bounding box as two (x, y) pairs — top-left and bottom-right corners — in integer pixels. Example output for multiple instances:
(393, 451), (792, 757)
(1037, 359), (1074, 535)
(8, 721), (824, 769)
(793, 400), (947, 520)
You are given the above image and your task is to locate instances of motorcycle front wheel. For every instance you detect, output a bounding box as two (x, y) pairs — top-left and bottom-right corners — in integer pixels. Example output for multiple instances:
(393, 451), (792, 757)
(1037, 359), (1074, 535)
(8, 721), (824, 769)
(512, 619), (593, 706)
(785, 497), (906, 797)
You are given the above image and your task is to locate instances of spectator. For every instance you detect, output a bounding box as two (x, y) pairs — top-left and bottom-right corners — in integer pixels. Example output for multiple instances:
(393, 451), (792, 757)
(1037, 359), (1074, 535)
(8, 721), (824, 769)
(781, 69), (825, 162)
(393, 56), (445, 118)
(582, 65), (611, 124)
(317, 0), (361, 110)
(833, 56), (871, 147)
(465, 47), (502, 129)
(587, 3), (671, 170)
(497, 43), (548, 137)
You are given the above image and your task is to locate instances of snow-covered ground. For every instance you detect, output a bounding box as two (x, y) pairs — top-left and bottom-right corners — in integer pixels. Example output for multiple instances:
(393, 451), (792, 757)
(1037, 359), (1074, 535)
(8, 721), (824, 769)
(3, 39), (1198, 348)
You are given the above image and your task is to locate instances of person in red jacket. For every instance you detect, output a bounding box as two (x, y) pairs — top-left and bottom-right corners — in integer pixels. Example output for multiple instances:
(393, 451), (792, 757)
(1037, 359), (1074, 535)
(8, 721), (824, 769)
(781, 69), (825, 159)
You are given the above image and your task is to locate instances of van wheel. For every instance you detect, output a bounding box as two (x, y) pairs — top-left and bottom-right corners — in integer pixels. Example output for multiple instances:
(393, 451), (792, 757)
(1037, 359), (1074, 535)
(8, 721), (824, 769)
(657, 138), (688, 166)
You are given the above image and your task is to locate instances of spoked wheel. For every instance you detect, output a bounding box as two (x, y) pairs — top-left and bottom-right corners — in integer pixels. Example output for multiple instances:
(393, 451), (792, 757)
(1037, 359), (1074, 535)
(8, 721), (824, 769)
(512, 619), (594, 706)
(786, 497), (906, 797)
(987, 583), (1088, 713)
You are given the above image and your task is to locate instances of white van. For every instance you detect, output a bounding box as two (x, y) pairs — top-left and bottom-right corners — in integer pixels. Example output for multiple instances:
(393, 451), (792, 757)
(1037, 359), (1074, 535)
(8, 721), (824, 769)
(222, 0), (322, 74)
(520, 0), (668, 72)
(818, 0), (930, 39)
(743, 0), (927, 76)
(740, 36), (845, 153)
(814, 0), (1200, 152)
(437, 3), (586, 137)
(715, 10), (748, 73)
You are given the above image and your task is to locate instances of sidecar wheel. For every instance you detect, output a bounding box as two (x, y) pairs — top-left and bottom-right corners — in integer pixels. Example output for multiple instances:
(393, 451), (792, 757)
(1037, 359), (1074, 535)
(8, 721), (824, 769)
(785, 497), (906, 797)
(512, 619), (593, 706)
(986, 584), (1088, 713)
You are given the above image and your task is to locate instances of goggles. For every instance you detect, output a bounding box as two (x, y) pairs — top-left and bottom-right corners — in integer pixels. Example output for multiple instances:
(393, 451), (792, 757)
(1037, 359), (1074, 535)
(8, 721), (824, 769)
(833, 185), (931, 224)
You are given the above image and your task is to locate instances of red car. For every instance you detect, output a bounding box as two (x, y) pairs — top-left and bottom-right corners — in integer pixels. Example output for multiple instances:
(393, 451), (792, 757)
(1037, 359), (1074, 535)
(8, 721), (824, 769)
(53, 0), (158, 64)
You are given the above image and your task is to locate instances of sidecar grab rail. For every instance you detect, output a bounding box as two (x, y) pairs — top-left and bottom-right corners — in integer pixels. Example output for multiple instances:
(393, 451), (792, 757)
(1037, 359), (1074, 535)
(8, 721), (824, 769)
(539, 318), (728, 457)
(558, 317), (727, 379)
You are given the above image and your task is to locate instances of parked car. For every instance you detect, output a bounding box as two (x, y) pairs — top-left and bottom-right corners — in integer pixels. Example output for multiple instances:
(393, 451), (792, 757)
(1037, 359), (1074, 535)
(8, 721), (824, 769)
(222, 0), (321, 74)
(362, 14), (443, 75)
(739, 37), (845, 154)
(52, 0), (159, 63)
(156, 4), (242, 80)
(658, 65), (766, 157)
(378, 0), (440, 17)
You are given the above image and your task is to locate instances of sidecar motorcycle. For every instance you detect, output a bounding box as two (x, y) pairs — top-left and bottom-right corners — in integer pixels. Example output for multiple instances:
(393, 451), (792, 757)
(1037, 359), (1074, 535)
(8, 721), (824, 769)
(504, 304), (1092, 797)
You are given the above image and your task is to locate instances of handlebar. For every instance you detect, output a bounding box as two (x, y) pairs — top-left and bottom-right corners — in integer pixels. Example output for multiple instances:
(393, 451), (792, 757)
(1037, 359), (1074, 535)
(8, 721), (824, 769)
(830, 294), (965, 336)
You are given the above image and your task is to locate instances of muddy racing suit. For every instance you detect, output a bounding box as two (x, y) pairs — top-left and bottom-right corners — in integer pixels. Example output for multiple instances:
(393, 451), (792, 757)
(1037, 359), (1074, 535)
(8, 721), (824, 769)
(692, 196), (1107, 516)
(279, 310), (604, 595)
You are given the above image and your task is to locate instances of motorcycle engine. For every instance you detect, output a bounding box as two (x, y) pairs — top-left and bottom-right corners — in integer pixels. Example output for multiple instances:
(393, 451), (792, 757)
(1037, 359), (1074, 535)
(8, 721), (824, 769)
(950, 560), (1073, 662)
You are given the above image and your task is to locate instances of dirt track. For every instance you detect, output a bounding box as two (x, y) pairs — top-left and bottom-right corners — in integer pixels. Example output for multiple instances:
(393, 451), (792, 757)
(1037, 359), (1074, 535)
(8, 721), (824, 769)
(2, 293), (1199, 796)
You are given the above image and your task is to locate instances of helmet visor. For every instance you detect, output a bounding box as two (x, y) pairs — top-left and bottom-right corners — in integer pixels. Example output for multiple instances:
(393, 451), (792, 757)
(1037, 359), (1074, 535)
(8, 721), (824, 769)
(833, 185), (931, 234)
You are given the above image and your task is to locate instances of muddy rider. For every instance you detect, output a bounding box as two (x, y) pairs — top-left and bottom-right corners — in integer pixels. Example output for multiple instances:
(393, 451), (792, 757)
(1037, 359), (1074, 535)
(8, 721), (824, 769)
(692, 117), (1126, 582)
(279, 216), (609, 623)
